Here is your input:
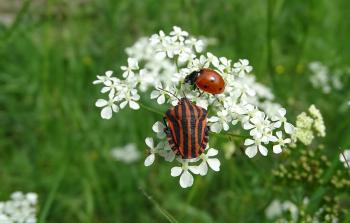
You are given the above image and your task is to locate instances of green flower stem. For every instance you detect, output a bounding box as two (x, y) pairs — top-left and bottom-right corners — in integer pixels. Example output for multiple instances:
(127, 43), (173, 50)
(211, 131), (246, 139)
(139, 102), (164, 116)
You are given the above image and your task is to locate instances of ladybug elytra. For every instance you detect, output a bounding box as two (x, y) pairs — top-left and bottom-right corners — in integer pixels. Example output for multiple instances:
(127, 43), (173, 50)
(184, 68), (225, 94)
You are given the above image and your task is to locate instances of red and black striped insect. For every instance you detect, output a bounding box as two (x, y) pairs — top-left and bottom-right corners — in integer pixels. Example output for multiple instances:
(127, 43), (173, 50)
(185, 68), (225, 94)
(163, 97), (209, 159)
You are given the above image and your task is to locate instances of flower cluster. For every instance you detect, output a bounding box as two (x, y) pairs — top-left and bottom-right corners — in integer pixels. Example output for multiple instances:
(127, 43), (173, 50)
(271, 145), (350, 222)
(93, 68), (140, 119)
(265, 197), (341, 223)
(0, 192), (38, 223)
(93, 26), (296, 188)
(293, 105), (325, 146)
(265, 199), (299, 222)
(111, 143), (141, 164)
(309, 61), (343, 94)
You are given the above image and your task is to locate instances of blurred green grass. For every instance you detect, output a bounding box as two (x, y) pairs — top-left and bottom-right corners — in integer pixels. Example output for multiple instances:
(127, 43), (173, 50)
(1, 0), (350, 222)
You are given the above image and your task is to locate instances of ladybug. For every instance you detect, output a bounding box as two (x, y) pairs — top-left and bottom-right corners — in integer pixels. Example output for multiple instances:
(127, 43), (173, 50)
(163, 97), (209, 159)
(184, 68), (225, 94)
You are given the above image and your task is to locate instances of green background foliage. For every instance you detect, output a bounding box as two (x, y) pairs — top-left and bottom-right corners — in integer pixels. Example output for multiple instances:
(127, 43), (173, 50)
(0, 0), (349, 222)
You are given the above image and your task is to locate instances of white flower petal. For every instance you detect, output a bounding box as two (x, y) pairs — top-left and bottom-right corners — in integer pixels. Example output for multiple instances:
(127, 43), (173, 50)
(157, 94), (166, 104)
(150, 90), (160, 99)
(95, 99), (108, 107)
(223, 122), (230, 131)
(243, 123), (254, 130)
(171, 167), (182, 177)
(207, 158), (220, 171)
(129, 101), (140, 110)
(145, 137), (154, 149)
(144, 154), (155, 166)
(284, 138), (291, 144)
(188, 165), (200, 175)
(210, 122), (222, 133)
(284, 122), (295, 134)
(278, 108), (286, 117)
(152, 121), (164, 133)
(273, 145), (282, 154)
(273, 121), (282, 128)
(244, 138), (254, 146)
(179, 171), (194, 188)
(259, 145), (268, 156)
(164, 150), (175, 162)
(111, 104), (119, 112)
(101, 86), (110, 93)
(128, 58), (139, 69)
(196, 161), (208, 176)
(276, 131), (283, 138)
(245, 145), (258, 158)
(105, 70), (113, 76)
(208, 116), (220, 122)
(269, 135), (278, 142)
(101, 106), (112, 119)
(207, 148), (218, 157)
(120, 101), (128, 109)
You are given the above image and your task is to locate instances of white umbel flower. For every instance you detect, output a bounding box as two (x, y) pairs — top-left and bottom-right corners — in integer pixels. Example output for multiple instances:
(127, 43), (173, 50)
(171, 160), (198, 188)
(271, 108), (295, 134)
(271, 131), (291, 154)
(265, 199), (298, 222)
(119, 89), (140, 110)
(121, 58), (139, 78)
(94, 26), (296, 188)
(0, 192), (38, 223)
(152, 121), (166, 139)
(244, 138), (268, 158)
(196, 148), (221, 175)
(111, 144), (140, 164)
(169, 26), (188, 42)
(233, 59), (253, 76)
(101, 77), (120, 98)
(95, 96), (119, 119)
(208, 109), (232, 133)
(144, 137), (162, 166)
(150, 84), (168, 104)
(93, 70), (114, 85)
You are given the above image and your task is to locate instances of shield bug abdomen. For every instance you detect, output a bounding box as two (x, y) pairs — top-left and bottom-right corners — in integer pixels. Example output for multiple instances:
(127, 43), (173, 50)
(164, 98), (209, 159)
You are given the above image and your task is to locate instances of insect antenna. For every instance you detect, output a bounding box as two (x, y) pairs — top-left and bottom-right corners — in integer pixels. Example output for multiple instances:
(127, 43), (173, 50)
(208, 94), (221, 106)
(181, 90), (187, 99)
(155, 87), (180, 101)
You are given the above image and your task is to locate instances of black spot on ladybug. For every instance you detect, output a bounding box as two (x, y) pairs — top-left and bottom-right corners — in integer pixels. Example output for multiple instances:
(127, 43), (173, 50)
(204, 85), (208, 88)
(219, 87), (222, 91)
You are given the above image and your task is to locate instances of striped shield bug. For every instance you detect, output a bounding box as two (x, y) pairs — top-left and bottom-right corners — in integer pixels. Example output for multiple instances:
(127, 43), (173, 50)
(163, 97), (209, 159)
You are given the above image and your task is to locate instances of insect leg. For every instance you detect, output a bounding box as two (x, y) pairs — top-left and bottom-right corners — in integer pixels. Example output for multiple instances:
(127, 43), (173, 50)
(198, 90), (204, 97)
(163, 117), (168, 128)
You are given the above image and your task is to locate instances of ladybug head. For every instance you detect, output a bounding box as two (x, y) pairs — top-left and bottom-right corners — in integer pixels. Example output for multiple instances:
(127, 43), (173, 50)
(184, 70), (200, 85)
